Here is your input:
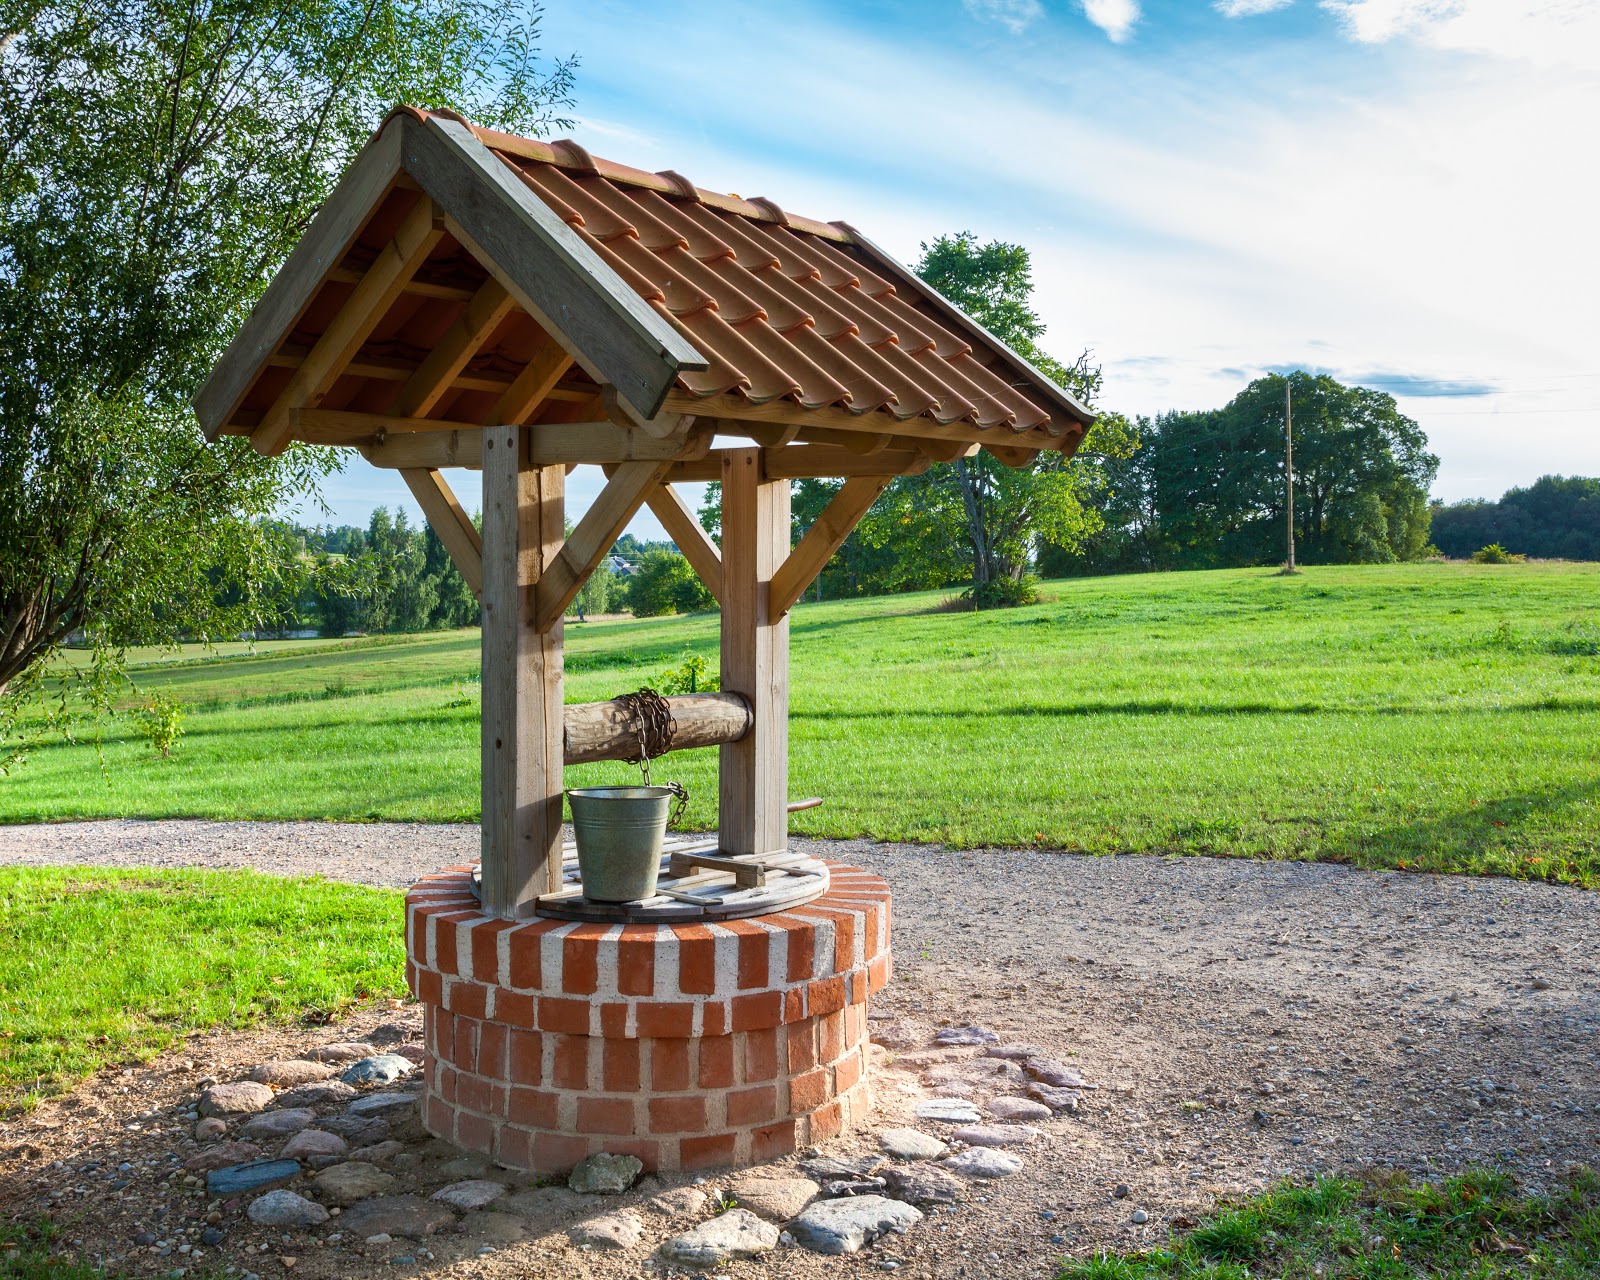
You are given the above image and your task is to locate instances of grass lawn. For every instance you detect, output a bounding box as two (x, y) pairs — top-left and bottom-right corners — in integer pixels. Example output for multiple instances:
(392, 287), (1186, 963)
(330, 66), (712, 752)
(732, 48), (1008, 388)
(0, 867), (405, 1104)
(5, 561), (1599, 884)
(1058, 1166), (1600, 1279)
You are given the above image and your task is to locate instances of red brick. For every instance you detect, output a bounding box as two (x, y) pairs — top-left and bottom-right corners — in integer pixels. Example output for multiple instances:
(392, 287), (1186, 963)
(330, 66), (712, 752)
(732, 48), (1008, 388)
(678, 1132), (737, 1170)
(508, 1029), (543, 1085)
(561, 924), (608, 996)
(835, 1046), (862, 1093)
(809, 1098), (844, 1143)
(416, 967), (443, 1007)
(576, 1096), (637, 1136)
(438, 1064), (458, 1103)
(599, 1002), (629, 1038)
(850, 970), (868, 1004)
(701, 1001), (728, 1036)
(868, 952), (891, 993)
(428, 1007), (453, 1060)
(505, 921), (557, 989)
(527, 1132), (590, 1174)
(446, 980), (487, 1021)
(648, 1095), (705, 1134)
(538, 996), (591, 1035)
(493, 990), (535, 1029)
(808, 975), (846, 1018)
(453, 1015), (479, 1071)
(818, 1009), (845, 1064)
(456, 1071), (494, 1115)
(783, 987), (805, 1023)
(742, 1027), (778, 1083)
(786, 1023), (816, 1074)
(508, 1086), (558, 1129)
(725, 1084), (778, 1127)
(844, 1001), (867, 1047)
(616, 925), (657, 997)
(750, 1117), (797, 1162)
(602, 1038), (641, 1091)
(731, 991), (781, 1032)
(792, 905), (855, 974)
(433, 913), (462, 975)
(476, 1021), (507, 1077)
(636, 1002), (694, 1039)
(424, 1093), (454, 1141)
(471, 919), (514, 984)
(496, 1124), (535, 1168)
(651, 1038), (690, 1092)
(602, 1137), (661, 1171)
(675, 925), (717, 995)
(778, 916), (815, 982)
(698, 1035), (735, 1089)
(789, 1066), (829, 1113)
(552, 1034), (592, 1090)
(722, 919), (771, 989)
(404, 959), (418, 997)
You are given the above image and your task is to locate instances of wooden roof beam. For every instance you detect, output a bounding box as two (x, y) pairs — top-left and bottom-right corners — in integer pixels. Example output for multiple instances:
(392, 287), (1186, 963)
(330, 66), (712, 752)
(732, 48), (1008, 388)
(665, 445), (929, 482)
(354, 419), (712, 469)
(389, 277), (516, 419)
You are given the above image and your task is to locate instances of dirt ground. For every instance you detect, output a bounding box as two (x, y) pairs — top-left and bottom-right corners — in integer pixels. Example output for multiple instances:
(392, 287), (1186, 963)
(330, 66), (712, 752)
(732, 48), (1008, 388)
(2, 821), (1598, 1279)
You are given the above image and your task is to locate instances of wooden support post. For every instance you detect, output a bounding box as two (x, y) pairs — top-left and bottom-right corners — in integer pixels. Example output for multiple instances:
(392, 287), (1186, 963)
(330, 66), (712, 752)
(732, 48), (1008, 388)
(719, 447), (790, 857)
(479, 425), (565, 917)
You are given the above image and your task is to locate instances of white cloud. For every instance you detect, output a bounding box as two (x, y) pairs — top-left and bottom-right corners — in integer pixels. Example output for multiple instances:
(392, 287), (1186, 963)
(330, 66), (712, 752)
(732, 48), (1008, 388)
(1320, 0), (1600, 69)
(1214, 0), (1295, 16)
(1083, 0), (1141, 41)
(963, 0), (1044, 35)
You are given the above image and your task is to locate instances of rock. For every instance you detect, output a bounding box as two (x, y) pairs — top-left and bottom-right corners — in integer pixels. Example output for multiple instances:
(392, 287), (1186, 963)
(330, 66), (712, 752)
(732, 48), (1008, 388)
(727, 1175), (819, 1222)
(986, 1097), (1053, 1123)
(932, 1026), (999, 1047)
(950, 1124), (1040, 1148)
(431, 1180), (506, 1211)
(316, 1114), (388, 1142)
(802, 1154), (886, 1181)
(246, 1191), (329, 1228)
(982, 1044), (1045, 1060)
(193, 1118), (228, 1142)
(1132, 1209), (1149, 1224)
(1025, 1058), (1093, 1090)
(199, 1227), (226, 1247)
(1026, 1083), (1082, 1113)
(647, 1186), (710, 1217)
(242, 1109), (316, 1139)
(310, 1162), (397, 1206)
(248, 1061), (335, 1087)
(348, 1140), (406, 1164)
(340, 1055), (416, 1087)
(822, 1178), (887, 1198)
(206, 1159), (302, 1197)
(942, 1149), (1023, 1179)
(913, 1100), (982, 1124)
(198, 1082), (274, 1117)
(274, 1081), (358, 1109)
(924, 1058), (1021, 1087)
(567, 1210), (645, 1250)
(184, 1141), (262, 1172)
(338, 1196), (456, 1239)
(468, 1211), (525, 1242)
(279, 1130), (348, 1160)
(304, 1043), (377, 1063)
(502, 1185), (600, 1219)
(664, 1208), (779, 1267)
(434, 1155), (492, 1180)
(391, 1043), (427, 1064)
(880, 1129), (948, 1161)
(1113, 1183), (1130, 1199)
(569, 1152), (642, 1195)
(347, 1092), (417, 1117)
(882, 1165), (963, 1206)
(788, 1196), (923, 1255)
(869, 1021), (931, 1052)
(924, 1081), (976, 1099)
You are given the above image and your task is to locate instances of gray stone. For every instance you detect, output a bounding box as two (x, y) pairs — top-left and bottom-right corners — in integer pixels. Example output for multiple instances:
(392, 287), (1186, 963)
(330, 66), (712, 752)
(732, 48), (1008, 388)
(248, 1060), (335, 1087)
(879, 1129), (948, 1161)
(467, 1212), (525, 1242)
(340, 1055), (416, 1086)
(869, 1021), (931, 1052)
(304, 1042), (377, 1063)
(913, 1099), (982, 1124)
(501, 1185), (600, 1219)
(199, 1227), (226, 1247)
(567, 1210), (645, 1250)
(347, 1092), (417, 1117)
(430, 1179), (506, 1211)
(788, 1195), (922, 1255)
(348, 1140), (406, 1164)
(246, 1190), (328, 1228)
(941, 1148), (1023, 1179)
(568, 1152), (642, 1195)
(664, 1208), (779, 1267)
(206, 1159), (301, 1197)
(310, 1162), (397, 1206)
(882, 1164), (963, 1206)
(241, 1108), (315, 1139)
(317, 1114), (388, 1142)
(192, 1118), (228, 1142)
(823, 1177), (888, 1198)
(1132, 1209), (1149, 1225)
(279, 1130), (348, 1160)
(802, 1154), (886, 1181)
(982, 1044), (1045, 1060)
(338, 1196), (456, 1240)
(184, 1141), (262, 1173)
(274, 1081), (358, 1109)
(1026, 1083), (1083, 1113)
(198, 1082), (274, 1117)
(950, 1124), (1040, 1147)
(434, 1155), (492, 1180)
(986, 1097), (1053, 1123)
(727, 1175), (819, 1222)
(1025, 1058), (1093, 1090)
(932, 1026), (999, 1047)
(647, 1186), (710, 1217)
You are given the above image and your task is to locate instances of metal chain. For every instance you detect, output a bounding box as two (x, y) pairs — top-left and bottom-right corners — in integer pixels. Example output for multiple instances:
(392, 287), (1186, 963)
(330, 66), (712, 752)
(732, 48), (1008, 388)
(616, 686), (678, 785)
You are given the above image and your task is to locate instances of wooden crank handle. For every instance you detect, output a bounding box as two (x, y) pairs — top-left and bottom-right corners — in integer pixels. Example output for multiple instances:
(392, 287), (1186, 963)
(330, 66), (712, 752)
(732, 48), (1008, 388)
(786, 797), (824, 813)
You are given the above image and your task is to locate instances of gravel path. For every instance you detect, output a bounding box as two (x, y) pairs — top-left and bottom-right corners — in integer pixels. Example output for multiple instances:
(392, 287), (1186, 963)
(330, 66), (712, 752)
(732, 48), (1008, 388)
(4, 820), (1598, 1277)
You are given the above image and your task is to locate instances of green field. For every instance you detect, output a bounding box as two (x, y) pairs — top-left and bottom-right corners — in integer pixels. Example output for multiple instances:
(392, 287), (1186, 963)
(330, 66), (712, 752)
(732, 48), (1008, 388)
(6, 562), (1599, 884)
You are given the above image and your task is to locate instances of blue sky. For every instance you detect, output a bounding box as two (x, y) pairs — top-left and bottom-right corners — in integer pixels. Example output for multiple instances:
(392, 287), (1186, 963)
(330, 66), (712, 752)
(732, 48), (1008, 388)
(302, 0), (1600, 537)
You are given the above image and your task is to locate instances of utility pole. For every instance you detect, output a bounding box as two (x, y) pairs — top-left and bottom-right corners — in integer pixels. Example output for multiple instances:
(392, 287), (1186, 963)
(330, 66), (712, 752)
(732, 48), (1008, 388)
(1284, 376), (1297, 573)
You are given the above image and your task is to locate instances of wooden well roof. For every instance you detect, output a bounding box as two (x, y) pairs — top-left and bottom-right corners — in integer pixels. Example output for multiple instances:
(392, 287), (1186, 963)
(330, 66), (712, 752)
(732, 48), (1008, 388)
(196, 106), (1095, 465)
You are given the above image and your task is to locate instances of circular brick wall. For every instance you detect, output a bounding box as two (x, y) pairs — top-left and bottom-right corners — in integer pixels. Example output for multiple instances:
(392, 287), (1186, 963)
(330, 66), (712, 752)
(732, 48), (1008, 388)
(404, 864), (892, 1173)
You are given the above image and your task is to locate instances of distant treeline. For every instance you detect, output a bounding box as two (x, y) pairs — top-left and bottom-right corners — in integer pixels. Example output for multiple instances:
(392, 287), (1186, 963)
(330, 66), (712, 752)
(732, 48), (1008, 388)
(1430, 476), (1600, 561)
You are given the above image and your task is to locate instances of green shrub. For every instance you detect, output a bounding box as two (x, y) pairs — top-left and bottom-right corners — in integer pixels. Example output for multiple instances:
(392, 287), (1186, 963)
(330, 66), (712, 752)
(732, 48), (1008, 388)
(655, 649), (717, 694)
(1471, 543), (1526, 564)
(626, 551), (714, 617)
(132, 693), (183, 757)
(963, 574), (1041, 610)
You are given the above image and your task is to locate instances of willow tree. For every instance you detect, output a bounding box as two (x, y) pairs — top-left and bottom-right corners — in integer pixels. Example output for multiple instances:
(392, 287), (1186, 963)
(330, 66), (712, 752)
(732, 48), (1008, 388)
(0, 1), (575, 759)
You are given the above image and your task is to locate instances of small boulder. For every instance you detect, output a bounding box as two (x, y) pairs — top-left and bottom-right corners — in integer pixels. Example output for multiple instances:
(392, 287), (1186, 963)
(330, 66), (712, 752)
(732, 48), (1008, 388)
(206, 1159), (301, 1197)
(431, 1180), (506, 1211)
(391, 1043), (427, 1064)
(567, 1210), (645, 1250)
(869, 1020), (931, 1052)
(879, 1129), (947, 1161)
(192, 1117), (228, 1142)
(434, 1155), (492, 1180)
(983, 1043), (1045, 1060)
(184, 1141), (262, 1172)
(340, 1054), (416, 1087)
(242, 1108), (315, 1140)
(913, 1099), (982, 1124)
(788, 1195), (922, 1255)
(986, 1097), (1053, 1123)
(304, 1042), (377, 1063)
(1026, 1083), (1082, 1113)
(310, 1161), (397, 1206)
(727, 1175), (819, 1222)
(1024, 1058), (1092, 1090)
(501, 1185), (600, 1219)
(198, 1082), (274, 1117)
(647, 1186), (710, 1217)
(942, 1148), (1023, 1179)
(950, 1123), (1040, 1148)
(279, 1129), (348, 1161)
(932, 1026), (999, 1047)
(338, 1195), (456, 1240)
(882, 1164), (963, 1206)
(802, 1154), (886, 1181)
(468, 1212), (525, 1242)
(347, 1091), (417, 1117)
(569, 1152), (642, 1195)
(348, 1140), (406, 1164)
(275, 1081), (358, 1109)
(248, 1060), (335, 1087)
(664, 1208), (779, 1267)
(247, 1190), (329, 1228)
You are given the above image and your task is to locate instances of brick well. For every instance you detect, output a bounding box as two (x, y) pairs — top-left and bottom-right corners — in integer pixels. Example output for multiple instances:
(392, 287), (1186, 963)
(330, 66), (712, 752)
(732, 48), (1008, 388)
(404, 863), (892, 1173)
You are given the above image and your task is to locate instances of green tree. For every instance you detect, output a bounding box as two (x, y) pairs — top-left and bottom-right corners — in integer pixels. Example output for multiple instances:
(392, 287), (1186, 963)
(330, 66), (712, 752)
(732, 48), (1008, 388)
(625, 550), (713, 617)
(0, 1), (574, 753)
(569, 557), (614, 620)
(423, 522), (479, 629)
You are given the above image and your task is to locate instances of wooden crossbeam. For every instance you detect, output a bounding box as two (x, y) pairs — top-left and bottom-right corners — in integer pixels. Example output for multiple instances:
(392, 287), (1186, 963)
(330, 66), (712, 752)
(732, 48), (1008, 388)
(665, 445), (929, 482)
(339, 417), (712, 468)
(400, 468), (483, 597)
(250, 196), (444, 456)
(388, 278), (516, 419)
(531, 458), (671, 632)
(769, 475), (892, 618)
(644, 483), (723, 605)
(264, 346), (598, 401)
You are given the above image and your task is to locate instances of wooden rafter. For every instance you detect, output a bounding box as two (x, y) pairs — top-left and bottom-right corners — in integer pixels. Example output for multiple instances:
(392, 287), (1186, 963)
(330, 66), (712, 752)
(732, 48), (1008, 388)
(488, 342), (576, 426)
(388, 277), (516, 419)
(250, 195), (445, 456)
(643, 483), (722, 605)
(769, 476), (892, 618)
(399, 468), (483, 596)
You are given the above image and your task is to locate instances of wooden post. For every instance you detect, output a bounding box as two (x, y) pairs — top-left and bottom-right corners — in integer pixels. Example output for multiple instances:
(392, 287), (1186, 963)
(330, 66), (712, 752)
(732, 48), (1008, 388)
(719, 447), (790, 857)
(479, 425), (565, 917)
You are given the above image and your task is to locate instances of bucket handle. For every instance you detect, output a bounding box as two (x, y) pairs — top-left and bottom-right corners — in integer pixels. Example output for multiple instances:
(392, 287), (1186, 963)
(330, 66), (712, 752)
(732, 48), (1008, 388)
(664, 780), (689, 829)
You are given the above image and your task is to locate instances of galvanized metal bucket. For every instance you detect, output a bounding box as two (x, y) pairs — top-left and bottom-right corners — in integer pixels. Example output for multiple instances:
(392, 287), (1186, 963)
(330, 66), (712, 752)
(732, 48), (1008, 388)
(566, 786), (674, 902)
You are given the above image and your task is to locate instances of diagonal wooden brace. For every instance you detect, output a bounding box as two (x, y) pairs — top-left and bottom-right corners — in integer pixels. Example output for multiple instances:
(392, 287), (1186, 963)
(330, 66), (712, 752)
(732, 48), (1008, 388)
(645, 483), (723, 605)
(768, 475), (892, 617)
(400, 468), (483, 597)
